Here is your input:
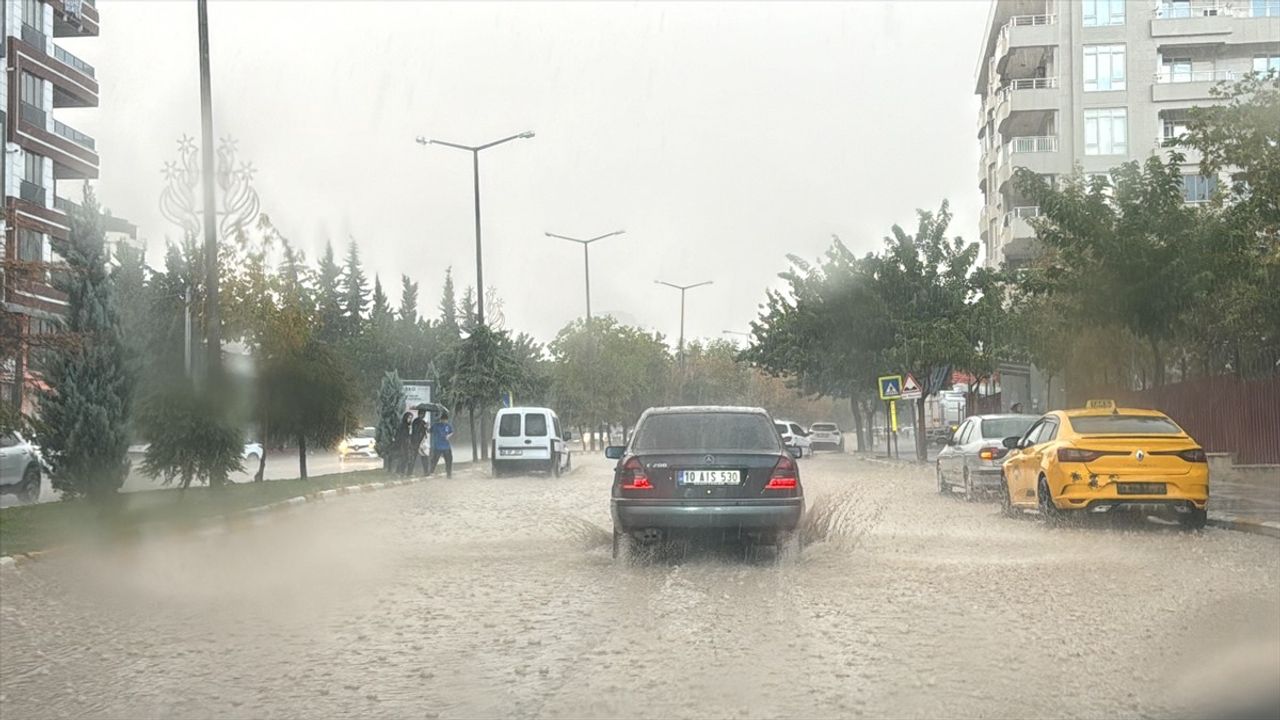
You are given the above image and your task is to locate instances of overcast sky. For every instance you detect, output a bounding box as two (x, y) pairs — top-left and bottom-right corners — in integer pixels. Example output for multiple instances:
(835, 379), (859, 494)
(75, 0), (987, 346)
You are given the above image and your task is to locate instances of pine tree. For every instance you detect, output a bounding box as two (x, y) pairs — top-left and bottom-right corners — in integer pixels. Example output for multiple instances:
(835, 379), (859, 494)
(340, 239), (369, 337)
(315, 241), (343, 342)
(37, 187), (135, 502)
(375, 370), (406, 470)
(398, 274), (419, 327)
(458, 285), (477, 333)
(371, 275), (392, 327)
(439, 266), (458, 334)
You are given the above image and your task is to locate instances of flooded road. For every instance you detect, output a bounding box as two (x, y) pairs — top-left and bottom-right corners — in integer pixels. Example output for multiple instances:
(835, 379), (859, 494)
(2, 452), (1278, 719)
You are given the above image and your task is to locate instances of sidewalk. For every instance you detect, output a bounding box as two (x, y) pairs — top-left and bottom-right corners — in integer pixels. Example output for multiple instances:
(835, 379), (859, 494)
(1208, 469), (1280, 538)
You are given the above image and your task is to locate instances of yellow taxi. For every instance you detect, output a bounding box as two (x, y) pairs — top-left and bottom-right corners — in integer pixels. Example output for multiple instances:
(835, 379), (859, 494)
(998, 400), (1209, 528)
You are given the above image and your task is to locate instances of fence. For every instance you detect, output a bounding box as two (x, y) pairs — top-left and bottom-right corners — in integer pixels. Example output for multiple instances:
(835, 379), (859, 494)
(1086, 374), (1280, 464)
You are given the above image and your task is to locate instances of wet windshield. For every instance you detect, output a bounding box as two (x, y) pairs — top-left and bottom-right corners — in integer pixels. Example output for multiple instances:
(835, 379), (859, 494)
(634, 413), (781, 452)
(1069, 415), (1184, 435)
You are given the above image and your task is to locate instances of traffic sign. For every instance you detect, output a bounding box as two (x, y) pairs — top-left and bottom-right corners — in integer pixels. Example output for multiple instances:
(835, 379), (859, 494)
(878, 374), (902, 400)
(901, 373), (922, 400)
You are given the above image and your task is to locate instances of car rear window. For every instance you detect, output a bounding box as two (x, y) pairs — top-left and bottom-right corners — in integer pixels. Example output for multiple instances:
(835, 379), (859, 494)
(980, 417), (1036, 440)
(774, 423), (788, 436)
(1069, 415), (1182, 435)
(635, 413), (783, 452)
(811, 423), (837, 431)
(498, 414), (521, 437)
(525, 413), (548, 437)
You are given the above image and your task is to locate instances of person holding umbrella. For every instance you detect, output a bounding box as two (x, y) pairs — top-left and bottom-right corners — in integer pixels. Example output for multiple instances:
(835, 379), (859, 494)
(409, 405), (431, 477)
(394, 410), (414, 475)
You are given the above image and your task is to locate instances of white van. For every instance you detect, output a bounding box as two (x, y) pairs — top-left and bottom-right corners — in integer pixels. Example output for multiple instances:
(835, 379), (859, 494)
(492, 407), (573, 476)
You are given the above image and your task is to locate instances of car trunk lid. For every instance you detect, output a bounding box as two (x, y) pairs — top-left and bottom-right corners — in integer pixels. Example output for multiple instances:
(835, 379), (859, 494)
(630, 452), (782, 500)
(1078, 436), (1197, 477)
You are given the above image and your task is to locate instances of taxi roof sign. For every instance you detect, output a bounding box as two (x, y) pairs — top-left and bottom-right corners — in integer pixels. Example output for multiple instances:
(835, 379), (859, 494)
(1084, 399), (1116, 410)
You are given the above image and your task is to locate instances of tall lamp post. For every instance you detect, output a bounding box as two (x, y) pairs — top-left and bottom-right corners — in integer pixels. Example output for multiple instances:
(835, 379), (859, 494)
(544, 230), (625, 322)
(196, 0), (220, 376)
(415, 131), (535, 327)
(654, 280), (713, 361)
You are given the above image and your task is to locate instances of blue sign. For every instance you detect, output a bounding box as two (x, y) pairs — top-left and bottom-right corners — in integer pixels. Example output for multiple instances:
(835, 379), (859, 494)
(499, 390), (513, 408)
(878, 374), (903, 400)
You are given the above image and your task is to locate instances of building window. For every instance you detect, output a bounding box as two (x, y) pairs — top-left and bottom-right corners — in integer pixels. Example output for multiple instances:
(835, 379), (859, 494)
(1182, 174), (1217, 203)
(1083, 0), (1125, 26)
(1163, 0), (1193, 17)
(20, 73), (44, 110)
(1256, 55), (1280, 74)
(1162, 117), (1190, 142)
(1253, 0), (1280, 17)
(23, 0), (44, 31)
(23, 153), (42, 184)
(1084, 108), (1127, 156)
(18, 229), (44, 263)
(1084, 45), (1126, 91)
(1160, 57), (1193, 83)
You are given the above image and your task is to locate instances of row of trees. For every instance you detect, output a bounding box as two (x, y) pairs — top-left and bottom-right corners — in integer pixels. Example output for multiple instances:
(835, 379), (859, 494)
(744, 73), (1279, 460)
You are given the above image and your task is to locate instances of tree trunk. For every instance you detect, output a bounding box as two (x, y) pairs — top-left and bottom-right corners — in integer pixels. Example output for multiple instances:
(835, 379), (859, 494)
(479, 407), (490, 460)
(298, 435), (308, 480)
(180, 470), (193, 492)
(468, 404), (478, 462)
(849, 395), (865, 452)
(1046, 375), (1054, 410)
(256, 445), (266, 482)
(1151, 337), (1165, 388)
(622, 422), (630, 445)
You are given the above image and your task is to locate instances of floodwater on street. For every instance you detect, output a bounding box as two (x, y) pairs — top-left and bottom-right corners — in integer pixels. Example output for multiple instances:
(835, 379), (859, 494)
(1, 452), (1278, 719)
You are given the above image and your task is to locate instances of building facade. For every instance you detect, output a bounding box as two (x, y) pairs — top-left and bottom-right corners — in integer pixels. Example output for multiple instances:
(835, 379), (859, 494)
(976, 0), (1280, 268)
(0, 0), (99, 412)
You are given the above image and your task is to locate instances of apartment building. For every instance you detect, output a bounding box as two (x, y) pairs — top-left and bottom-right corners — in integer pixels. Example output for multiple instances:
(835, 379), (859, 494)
(0, 0), (100, 411)
(976, 0), (1280, 268)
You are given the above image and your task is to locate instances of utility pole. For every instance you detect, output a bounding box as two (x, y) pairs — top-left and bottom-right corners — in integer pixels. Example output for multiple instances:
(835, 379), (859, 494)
(196, 0), (220, 379)
(654, 280), (713, 364)
(545, 230), (625, 322)
(416, 131), (535, 327)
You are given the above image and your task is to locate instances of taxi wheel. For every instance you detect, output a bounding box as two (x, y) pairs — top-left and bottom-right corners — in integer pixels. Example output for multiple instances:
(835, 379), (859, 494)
(1037, 476), (1068, 526)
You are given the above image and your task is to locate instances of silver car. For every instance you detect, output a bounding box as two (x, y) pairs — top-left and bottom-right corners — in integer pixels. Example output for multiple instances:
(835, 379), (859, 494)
(935, 414), (1038, 499)
(0, 432), (43, 504)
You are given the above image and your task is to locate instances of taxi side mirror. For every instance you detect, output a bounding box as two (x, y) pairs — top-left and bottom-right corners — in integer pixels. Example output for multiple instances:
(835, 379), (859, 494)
(1002, 436), (1021, 450)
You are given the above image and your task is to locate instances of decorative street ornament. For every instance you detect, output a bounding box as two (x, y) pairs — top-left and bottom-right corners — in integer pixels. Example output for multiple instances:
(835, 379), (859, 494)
(159, 134), (261, 243)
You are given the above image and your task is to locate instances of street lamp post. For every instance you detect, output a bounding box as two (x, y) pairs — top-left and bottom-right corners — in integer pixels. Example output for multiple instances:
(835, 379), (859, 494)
(415, 131), (535, 327)
(545, 230), (625, 322)
(654, 280), (713, 361)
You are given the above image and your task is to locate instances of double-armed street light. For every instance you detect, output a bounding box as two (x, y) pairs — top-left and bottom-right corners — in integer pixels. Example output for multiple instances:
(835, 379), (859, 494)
(415, 131), (535, 326)
(545, 230), (626, 322)
(654, 280), (714, 360)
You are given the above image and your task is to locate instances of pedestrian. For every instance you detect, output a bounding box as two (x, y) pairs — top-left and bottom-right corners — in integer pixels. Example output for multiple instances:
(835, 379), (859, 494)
(395, 411), (414, 475)
(429, 410), (455, 479)
(410, 407), (431, 476)
(1010, 402), (1024, 413)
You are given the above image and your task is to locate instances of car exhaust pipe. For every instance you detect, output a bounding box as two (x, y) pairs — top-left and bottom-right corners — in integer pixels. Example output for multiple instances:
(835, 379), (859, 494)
(635, 528), (664, 545)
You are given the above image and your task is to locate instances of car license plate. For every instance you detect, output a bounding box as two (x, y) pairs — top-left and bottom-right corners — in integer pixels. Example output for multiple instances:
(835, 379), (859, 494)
(499, 448), (523, 457)
(677, 470), (741, 485)
(1116, 482), (1166, 495)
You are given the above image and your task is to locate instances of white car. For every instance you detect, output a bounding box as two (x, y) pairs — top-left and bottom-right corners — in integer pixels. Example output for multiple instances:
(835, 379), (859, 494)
(338, 427), (378, 458)
(242, 442), (263, 463)
(808, 422), (844, 452)
(1, 432), (43, 503)
(492, 407), (572, 476)
(774, 420), (813, 457)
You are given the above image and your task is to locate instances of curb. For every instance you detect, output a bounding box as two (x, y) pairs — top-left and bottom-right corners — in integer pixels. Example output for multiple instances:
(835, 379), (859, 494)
(0, 472), (435, 569)
(1207, 514), (1280, 539)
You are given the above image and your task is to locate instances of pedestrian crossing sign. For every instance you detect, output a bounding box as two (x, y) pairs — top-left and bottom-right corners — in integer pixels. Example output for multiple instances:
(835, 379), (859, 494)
(878, 374), (903, 400)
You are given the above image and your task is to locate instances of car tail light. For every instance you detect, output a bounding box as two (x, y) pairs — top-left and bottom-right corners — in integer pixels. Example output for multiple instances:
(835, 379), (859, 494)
(978, 446), (1008, 461)
(1178, 448), (1207, 463)
(620, 457), (652, 490)
(766, 455), (798, 490)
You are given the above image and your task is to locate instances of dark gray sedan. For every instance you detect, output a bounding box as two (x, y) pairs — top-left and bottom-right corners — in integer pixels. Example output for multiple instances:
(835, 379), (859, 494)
(935, 414), (1038, 500)
(606, 406), (804, 559)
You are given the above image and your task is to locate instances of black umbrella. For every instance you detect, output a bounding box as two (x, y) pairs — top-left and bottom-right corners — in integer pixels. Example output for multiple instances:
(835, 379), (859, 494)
(415, 402), (449, 415)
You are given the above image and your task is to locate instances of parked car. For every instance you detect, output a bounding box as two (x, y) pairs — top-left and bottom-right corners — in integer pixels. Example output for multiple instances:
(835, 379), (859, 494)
(935, 414), (1038, 499)
(773, 419), (813, 457)
(242, 442), (264, 464)
(608, 406), (804, 560)
(492, 407), (572, 476)
(338, 427), (378, 458)
(808, 422), (844, 452)
(0, 432), (42, 504)
(999, 400), (1209, 529)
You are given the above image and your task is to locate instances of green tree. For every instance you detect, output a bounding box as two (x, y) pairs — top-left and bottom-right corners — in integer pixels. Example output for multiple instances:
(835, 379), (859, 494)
(398, 274), (420, 327)
(438, 266), (458, 335)
(374, 370), (406, 471)
(340, 240), (369, 338)
(315, 241), (343, 342)
(36, 188), (135, 502)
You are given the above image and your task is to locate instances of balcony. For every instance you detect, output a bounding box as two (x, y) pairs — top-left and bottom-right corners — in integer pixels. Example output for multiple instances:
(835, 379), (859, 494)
(52, 0), (101, 38)
(994, 14), (1058, 71)
(1152, 69), (1239, 101)
(997, 136), (1060, 187)
(994, 77), (1060, 132)
(1004, 206), (1041, 240)
(52, 119), (96, 151)
(20, 181), (47, 207)
(52, 45), (95, 78)
(1152, 1), (1280, 41)
(53, 196), (81, 215)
